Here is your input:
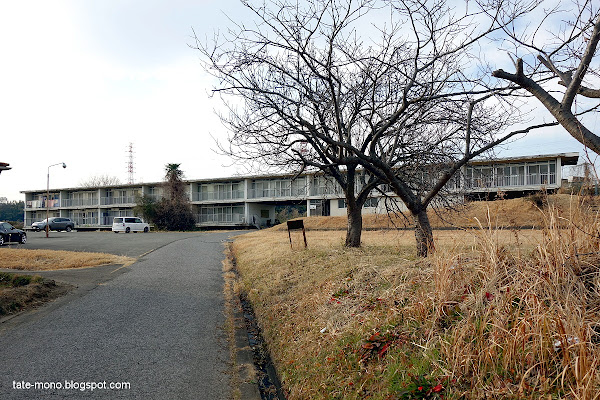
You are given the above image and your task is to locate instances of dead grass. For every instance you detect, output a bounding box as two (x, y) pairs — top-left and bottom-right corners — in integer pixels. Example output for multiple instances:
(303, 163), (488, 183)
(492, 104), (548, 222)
(0, 272), (73, 316)
(0, 249), (135, 270)
(272, 194), (600, 231)
(232, 194), (600, 399)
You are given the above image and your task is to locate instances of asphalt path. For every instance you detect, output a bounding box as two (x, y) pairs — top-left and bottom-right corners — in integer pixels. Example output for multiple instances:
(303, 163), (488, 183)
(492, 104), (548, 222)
(0, 231), (238, 399)
(20, 230), (214, 258)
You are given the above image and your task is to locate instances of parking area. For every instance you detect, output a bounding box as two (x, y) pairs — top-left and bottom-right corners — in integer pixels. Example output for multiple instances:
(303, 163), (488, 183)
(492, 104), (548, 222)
(0, 229), (241, 329)
(15, 230), (221, 258)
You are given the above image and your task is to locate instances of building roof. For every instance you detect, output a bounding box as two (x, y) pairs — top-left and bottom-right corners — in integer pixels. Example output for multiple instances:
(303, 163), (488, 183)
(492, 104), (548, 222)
(20, 152), (580, 193)
(468, 152), (579, 166)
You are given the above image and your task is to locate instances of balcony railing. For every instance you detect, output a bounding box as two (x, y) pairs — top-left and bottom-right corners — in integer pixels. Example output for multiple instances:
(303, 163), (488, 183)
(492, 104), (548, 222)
(69, 217), (99, 226)
(309, 185), (343, 196)
(62, 198), (99, 207)
(197, 213), (245, 224)
(193, 190), (245, 201)
(100, 215), (132, 225)
(25, 217), (52, 227)
(465, 173), (556, 189)
(249, 188), (307, 199)
(101, 196), (136, 205)
(525, 173), (556, 186)
(26, 200), (62, 209)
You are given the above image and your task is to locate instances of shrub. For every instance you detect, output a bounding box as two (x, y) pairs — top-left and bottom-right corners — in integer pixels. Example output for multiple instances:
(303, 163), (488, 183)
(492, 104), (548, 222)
(11, 275), (32, 286)
(526, 191), (548, 208)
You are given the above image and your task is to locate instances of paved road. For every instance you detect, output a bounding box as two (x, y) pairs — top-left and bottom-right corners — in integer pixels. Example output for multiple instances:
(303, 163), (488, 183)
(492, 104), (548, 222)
(21, 230), (216, 258)
(0, 231), (236, 399)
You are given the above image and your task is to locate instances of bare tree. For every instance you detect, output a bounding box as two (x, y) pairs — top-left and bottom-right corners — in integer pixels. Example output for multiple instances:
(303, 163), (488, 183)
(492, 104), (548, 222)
(492, 1), (600, 153)
(79, 174), (122, 188)
(195, 0), (552, 255)
(195, 0), (393, 247)
(335, 0), (563, 256)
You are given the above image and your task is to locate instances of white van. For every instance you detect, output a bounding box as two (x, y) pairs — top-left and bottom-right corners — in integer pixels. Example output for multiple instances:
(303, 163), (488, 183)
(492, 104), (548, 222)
(112, 217), (150, 233)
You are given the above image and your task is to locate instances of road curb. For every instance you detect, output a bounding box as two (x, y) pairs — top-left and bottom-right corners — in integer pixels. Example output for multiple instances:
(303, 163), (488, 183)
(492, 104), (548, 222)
(234, 301), (262, 400)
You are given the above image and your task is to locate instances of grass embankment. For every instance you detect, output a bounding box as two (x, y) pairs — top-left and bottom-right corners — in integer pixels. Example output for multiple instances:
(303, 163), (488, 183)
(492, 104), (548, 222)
(231, 195), (600, 399)
(0, 272), (71, 316)
(0, 249), (134, 271)
(270, 194), (588, 231)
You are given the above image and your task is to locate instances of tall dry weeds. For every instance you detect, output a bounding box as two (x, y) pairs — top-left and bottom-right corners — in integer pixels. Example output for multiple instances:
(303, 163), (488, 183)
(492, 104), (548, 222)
(436, 196), (600, 399)
(231, 195), (600, 399)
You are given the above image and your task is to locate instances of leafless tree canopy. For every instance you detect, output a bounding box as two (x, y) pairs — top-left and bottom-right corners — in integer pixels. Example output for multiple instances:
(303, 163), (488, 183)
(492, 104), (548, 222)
(78, 174), (122, 188)
(195, 0), (557, 255)
(492, 0), (600, 153)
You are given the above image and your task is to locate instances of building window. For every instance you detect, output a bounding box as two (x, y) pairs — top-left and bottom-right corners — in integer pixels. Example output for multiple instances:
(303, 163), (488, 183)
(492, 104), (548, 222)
(364, 197), (379, 208)
(260, 209), (270, 218)
(338, 198), (377, 208)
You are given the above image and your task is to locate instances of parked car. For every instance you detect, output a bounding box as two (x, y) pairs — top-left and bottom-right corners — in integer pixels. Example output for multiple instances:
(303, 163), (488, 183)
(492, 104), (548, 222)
(31, 217), (75, 232)
(112, 217), (150, 233)
(0, 221), (27, 245)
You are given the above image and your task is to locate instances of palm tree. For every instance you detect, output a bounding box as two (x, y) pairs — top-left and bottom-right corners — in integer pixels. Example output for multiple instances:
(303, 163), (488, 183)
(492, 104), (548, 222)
(164, 163), (186, 202)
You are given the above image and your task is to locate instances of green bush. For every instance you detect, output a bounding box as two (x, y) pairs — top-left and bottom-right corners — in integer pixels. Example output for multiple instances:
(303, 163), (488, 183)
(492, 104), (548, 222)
(11, 275), (32, 286)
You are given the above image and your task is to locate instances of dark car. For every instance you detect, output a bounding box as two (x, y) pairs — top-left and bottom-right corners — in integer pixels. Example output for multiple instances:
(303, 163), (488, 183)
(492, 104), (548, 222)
(31, 217), (75, 232)
(0, 222), (27, 245)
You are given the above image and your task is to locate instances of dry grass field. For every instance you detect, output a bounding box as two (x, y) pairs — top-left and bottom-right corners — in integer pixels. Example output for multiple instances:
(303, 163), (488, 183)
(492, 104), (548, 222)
(0, 249), (135, 271)
(231, 195), (600, 399)
(271, 194), (593, 232)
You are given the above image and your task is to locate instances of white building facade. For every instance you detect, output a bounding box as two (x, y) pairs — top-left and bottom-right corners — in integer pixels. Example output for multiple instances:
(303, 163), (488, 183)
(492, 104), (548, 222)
(22, 153), (578, 229)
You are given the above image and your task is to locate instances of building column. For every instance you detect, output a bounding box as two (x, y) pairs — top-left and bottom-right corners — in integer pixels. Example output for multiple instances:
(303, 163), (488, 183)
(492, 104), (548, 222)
(556, 157), (562, 183)
(243, 178), (251, 225)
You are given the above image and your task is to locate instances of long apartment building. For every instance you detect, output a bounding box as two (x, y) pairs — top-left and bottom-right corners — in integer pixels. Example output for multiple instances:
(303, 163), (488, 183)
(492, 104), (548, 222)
(22, 152), (579, 229)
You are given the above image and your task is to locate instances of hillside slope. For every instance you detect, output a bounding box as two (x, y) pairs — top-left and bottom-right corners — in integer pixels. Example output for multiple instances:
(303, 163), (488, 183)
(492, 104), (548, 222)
(274, 194), (598, 230)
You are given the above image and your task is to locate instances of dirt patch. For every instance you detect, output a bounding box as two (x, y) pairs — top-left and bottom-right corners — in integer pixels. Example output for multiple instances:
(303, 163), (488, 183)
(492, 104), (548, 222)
(0, 273), (73, 317)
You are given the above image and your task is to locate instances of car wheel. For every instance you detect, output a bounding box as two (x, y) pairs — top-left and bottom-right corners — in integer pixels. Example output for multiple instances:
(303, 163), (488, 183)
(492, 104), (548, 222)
(20, 234), (27, 244)
(125, 227), (131, 233)
(113, 231), (119, 234)
(143, 227), (149, 233)
(0, 236), (4, 246)
(66, 226), (72, 232)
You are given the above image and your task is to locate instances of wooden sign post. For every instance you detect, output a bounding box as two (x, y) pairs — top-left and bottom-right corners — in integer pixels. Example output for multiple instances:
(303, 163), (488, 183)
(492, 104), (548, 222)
(287, 219), (307, 249)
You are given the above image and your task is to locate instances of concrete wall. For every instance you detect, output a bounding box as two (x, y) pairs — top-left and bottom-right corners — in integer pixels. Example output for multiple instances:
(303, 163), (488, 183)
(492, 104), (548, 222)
(246, 202), (277, 227)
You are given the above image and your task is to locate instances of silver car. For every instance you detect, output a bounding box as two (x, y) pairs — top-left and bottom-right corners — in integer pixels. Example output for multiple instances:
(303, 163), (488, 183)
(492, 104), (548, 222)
(32, 217), (75, 232)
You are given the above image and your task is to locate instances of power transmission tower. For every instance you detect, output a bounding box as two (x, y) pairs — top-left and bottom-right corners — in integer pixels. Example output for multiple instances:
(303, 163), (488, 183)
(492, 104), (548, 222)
(127, 143), (135, 184)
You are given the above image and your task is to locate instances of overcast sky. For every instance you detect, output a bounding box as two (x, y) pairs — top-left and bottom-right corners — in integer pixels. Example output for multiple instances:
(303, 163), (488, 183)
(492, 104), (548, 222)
(0, 0), (594, 201)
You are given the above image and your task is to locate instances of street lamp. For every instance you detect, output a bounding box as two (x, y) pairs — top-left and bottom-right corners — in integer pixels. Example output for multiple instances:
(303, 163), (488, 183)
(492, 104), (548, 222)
(46, 162), (67, 238)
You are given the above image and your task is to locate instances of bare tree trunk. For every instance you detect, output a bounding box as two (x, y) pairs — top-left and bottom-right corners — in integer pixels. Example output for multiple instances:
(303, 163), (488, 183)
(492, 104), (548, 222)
(346, 200), (363, 247)
(413, 209), (434, 257)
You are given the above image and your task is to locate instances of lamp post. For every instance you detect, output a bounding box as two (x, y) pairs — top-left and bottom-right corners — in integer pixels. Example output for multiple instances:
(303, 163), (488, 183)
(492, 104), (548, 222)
(46, 162), (67, 238)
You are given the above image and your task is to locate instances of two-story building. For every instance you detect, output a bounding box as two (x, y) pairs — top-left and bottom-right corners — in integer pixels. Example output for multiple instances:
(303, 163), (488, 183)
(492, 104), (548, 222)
(22, 152), (579, 229)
